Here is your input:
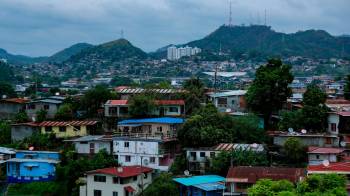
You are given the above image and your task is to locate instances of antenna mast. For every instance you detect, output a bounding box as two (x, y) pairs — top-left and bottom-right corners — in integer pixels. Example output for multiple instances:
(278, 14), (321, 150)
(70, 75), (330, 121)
(264, 9), (267, 26)
(229, 0), (233, 27)
(120, 29), (124, 39)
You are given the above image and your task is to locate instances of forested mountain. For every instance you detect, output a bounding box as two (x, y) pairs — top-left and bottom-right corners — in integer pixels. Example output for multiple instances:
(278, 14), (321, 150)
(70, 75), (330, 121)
(46, 43), (93, 63)
(0, 48), (47, 65)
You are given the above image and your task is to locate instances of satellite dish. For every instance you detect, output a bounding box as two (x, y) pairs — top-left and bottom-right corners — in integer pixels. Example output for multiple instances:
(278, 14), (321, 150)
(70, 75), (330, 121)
(288, 128), (294, 133)
(322, 159), (330, 167)
(32, 117), (36, 122)
(55, 92), (60, 96)
(2, 95), (7, 99)
(225, 108), (232, 113)
(184, 170), (190, 176)
(29, 146), (34, 151)
(340, 141), (346, 147)
(117, 167), (123, 173)
(143, 159), (149, 166)
(251, 143), (258, 148)
(301, 129), (307, 134)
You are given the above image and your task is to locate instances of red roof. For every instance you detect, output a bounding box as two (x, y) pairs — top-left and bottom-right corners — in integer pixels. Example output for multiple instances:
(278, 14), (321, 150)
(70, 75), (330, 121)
(337, 112), (350, 117)
(11, 122), (39, 127)
(1, 98), (29, 104)
(38, 121), (98, 127)
(226, 166), (305, 183)
(212, 143), (234, 151)
(308, 161), (350, 173)
(326, 99), (350, 104)
(307, 146), (345, 154)
(155, 100), (185, 105)
(107, 100), (185, 106)
(124, 186), (135, 192)
(86, 166), (153, 178)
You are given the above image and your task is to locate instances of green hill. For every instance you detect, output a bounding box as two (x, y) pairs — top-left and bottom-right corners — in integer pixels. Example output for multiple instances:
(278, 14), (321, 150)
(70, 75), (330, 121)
(67, 39), (147, 63)
(180, 25), (350, 59)
(46, 43), (93, 63)
(0, 48), (47, 65)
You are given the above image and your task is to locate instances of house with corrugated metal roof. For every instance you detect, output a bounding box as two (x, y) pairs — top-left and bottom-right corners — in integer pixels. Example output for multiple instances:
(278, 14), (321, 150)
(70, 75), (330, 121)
(185, 143), (265, 174)
(25, 96), (65, 120)
(39, 120), (99, 138)
(114, 86), (187, 100)
(208, 90), (247, 114)
(173, 175), (226, 196)
(65, 135), (113, 156)
(104, 99), (185, 118)
(0, 98), (28, 120)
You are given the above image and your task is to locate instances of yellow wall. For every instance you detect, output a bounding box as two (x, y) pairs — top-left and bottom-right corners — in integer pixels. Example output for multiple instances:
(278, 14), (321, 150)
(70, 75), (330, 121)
(40, 125), (88, 138)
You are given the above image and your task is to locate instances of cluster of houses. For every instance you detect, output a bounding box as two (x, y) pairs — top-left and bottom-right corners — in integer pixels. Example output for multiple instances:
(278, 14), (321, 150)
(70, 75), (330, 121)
(1, 85), (350, 196)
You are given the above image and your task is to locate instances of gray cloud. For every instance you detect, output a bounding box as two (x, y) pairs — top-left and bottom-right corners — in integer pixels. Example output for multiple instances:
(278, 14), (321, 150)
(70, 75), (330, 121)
(0, 0), (349, 56)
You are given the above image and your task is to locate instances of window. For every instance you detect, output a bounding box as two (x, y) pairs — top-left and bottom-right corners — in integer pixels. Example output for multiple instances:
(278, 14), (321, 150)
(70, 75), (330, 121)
(331, 123), (337, 132)
(133, 176), (138, 181)
(169, 107), (178, 113)
(200, 152), (205, 157)
(218, 98), (227, 105)
(125, 156), (131, 162)
(59, 126), (66, 132)
(80, 141), (88, 144)
(157, 126), (163, 132)
(190, 152), (196, 160)
(28, 104), (35, 109)
(45, 126), (52, 132)
(231, 100), (235, 105)
(113, 177), (118, 184)
(74, 126), (81, 131)
(124, 142), (129, 148)
(94, 175), (106, 182)
(144, 173), (148, 179)
(150, 157), (156, 163)
(325, 138), (332, 145)
(210, 152), (216, 158)
(316, 155), (320, 159)
(113, 192), (118, 196)
(44, 105), (50, 110)
(93, 190), (102, 196)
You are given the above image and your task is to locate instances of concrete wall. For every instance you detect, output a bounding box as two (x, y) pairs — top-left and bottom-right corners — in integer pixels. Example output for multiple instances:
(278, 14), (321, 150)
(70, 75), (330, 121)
(84, 173), (152, 196)
(186, 150), (217, 162)
(40, 125), (88, 138)
(0, 103), (24, 120)
(26, 103), (59, 120)
(328, 113), (340, 135)
(273, 136), (339, 147)
(11, 125), (38, 141)
(308, 154), (338, 165)
(74, 141), (111, 154)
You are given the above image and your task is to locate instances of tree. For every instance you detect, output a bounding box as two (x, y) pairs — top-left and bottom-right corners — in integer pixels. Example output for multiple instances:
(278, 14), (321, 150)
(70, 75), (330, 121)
(278, 110), (303, 131)
(81, 85), (114, 117)
(128, 94), (156, 118)
(13, 111), (29, 123)
(0, 82), (16, 98)
(248, 179), (295, 196)
(296, 174), (347, 196)
(36, 109), (47, 122)
(169, 154), (187, 175)
(344, 75), (350, 100)
(283, 138), (306, 165)
(0, 121), (11, 145)
(183, 77), (205, 115)
(143, 173), (179, 196)
(301, 84), (328, 132)
(210, 150), (268, 176)
(246, 59), (294, 129)
(178, 104), (265, 148)
(55, 104), (74, 120)
(110, 76), (136, 87)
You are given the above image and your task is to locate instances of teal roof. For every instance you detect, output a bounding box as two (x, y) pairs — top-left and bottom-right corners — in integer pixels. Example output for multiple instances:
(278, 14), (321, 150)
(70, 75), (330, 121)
(193, 182), (226, 191)
(173, 175), (225, 186)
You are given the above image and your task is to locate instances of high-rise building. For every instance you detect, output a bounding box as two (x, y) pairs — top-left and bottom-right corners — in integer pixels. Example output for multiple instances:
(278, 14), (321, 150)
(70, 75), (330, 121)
(167, 46), (178, 60)
(167, 46), (201, 60)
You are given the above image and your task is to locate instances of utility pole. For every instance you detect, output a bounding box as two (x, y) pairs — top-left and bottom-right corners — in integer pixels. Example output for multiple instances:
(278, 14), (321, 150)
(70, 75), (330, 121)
(228, 0), (233, 27)
(214, 63), (218, 93)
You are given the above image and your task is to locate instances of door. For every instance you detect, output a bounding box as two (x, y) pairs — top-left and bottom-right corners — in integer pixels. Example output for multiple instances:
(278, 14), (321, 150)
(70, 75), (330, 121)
(90, 143), (95, 154)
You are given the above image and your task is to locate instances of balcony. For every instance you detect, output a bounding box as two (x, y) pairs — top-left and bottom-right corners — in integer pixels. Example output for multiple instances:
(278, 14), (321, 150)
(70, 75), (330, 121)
(113, 132), (177, 141)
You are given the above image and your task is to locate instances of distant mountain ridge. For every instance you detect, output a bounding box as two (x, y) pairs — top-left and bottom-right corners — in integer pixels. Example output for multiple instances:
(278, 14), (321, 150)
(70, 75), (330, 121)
(46, 43), (93, 63)
(0, 48), (47, 65)
(171, 25), (350, 59)
(66, 38), (147, 63)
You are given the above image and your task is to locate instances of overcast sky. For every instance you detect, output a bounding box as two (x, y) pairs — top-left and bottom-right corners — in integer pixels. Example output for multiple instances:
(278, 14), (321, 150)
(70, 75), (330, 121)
(0, 0), (349, 56)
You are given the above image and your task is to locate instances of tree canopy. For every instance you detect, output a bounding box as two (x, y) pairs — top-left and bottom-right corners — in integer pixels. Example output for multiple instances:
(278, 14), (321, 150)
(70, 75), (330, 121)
(283, 138), (306, 166)
(183, 77), (205, 115)
(344, 75), (350, 100)
(0, 82), (16, 98)
(81, 85), (114, 117)
(246, 59), (294, 129)
(128, 93), (156, 118)
(143, 173), (179, 196)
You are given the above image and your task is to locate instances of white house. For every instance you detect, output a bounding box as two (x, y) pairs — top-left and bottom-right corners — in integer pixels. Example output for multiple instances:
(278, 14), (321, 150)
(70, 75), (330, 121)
(80, 166), (153, 196)
(307, 146), (345, 166)
(65, 135), (112, 155)
(113, 137), (177, 171)
(208, 90), (247, 113)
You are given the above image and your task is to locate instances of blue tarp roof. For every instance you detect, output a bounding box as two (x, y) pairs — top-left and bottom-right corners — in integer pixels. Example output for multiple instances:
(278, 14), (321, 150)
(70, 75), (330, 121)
(119, 117), (184, 125)
(173, 175), (225, 186)
(193, 182), (226, 191)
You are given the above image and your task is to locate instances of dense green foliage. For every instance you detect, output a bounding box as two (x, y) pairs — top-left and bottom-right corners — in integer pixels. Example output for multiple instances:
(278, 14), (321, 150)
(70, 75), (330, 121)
(283, 138), (306, 166)
(178, 104), (265, 147)
(36, 109), (47, 122)
(0, 61), (15, 83)
(0, 82), (16, 98)
(344, 75), (350, 100)
(128, 94), (156, 117)
(169, 154), (187, 175)
(246, 59), (293, 129)
(81, 85), (114, 117)
(143, 173), (179, 196)
(7, 181), (62, 196)
(110, 76), (136, 87)
(12, 111), (29, 123)
(0, 121), (11, 145)
(248, 174), (347, 196)
(210, 150), (269, 176)
(55, 103), (74, 120)
(182, 77), (205, 115)
(185, 25), (350, 59)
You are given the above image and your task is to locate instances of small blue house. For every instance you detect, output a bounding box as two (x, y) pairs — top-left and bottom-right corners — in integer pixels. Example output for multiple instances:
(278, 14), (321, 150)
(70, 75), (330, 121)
(173, 175), (225, 196)
(6, 150), (60, 183)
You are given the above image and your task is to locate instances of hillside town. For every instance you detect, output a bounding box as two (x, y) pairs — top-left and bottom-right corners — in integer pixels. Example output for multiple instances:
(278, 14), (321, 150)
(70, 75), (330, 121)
(1, 57), (350, 195)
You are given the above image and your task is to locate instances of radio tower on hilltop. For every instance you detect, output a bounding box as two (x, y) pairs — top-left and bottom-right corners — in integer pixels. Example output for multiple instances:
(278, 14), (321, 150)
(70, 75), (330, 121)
(228, 0), (233, 27)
